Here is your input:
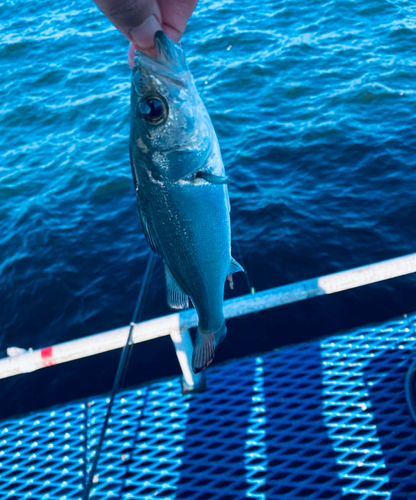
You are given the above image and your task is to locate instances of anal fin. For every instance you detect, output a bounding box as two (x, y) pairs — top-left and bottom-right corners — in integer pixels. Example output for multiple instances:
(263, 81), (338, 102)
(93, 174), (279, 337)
(164, 264), (189, 310)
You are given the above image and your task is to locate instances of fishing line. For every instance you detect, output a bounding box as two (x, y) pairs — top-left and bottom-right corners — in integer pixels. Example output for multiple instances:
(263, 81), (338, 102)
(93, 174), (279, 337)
(83, 251), (155, 500)
(120, 255), (155, 389)
(232, 225), (255, 294)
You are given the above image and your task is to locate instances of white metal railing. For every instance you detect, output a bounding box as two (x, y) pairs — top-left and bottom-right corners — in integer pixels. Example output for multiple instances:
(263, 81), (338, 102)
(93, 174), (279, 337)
(3, 252), (416, 388)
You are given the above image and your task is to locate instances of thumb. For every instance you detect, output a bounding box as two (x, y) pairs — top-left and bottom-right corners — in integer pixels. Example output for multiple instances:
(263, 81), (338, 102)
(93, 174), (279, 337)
(129, 15), (162, 53)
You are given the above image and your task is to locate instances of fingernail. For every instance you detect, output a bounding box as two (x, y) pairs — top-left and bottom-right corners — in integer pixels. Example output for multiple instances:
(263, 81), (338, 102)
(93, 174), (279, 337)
(130, 15), (162, 50)
(128, 42), (136, 69)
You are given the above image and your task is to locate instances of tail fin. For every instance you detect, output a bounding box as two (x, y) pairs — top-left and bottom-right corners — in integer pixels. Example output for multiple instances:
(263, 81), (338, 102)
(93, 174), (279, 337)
(192, 322), (227, 374)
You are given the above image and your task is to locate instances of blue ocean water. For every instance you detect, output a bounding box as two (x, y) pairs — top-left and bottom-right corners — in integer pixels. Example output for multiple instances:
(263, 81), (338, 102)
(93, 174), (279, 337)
(1, 0), (416, 418)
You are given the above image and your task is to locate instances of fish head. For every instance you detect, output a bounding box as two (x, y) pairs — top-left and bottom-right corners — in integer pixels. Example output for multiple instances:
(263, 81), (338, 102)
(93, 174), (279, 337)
(130, 31), (213, 183)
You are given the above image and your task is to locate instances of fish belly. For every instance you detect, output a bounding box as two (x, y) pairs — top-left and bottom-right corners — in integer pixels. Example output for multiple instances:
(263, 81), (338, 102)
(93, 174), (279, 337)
(144, 180), (230, 332)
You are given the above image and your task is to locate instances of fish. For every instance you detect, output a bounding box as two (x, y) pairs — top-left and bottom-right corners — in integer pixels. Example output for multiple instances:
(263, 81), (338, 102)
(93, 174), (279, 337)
(129, 31), (243, 373)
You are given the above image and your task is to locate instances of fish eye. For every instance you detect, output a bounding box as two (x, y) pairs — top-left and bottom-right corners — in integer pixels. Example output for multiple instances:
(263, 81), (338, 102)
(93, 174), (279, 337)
(138, 96), (168, 125)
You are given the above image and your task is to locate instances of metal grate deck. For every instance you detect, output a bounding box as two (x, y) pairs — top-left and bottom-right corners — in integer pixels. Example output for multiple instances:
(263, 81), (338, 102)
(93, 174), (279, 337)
(1, 312), (416, 499)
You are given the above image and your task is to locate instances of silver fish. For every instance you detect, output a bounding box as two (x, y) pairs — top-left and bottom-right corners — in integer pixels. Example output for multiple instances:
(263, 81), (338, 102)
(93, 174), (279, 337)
(129, 32), (243, 373)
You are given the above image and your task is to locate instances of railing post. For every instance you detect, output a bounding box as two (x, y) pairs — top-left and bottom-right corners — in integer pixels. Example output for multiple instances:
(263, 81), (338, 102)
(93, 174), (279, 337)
(170, 329), (206, 393)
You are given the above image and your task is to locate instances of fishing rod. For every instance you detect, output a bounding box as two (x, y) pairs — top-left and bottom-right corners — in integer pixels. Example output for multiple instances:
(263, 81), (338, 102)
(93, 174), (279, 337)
(83, 252), (155, 500)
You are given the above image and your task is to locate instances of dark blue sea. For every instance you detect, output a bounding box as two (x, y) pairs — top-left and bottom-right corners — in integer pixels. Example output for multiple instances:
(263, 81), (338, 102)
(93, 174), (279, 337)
(1, 0), (416, 419)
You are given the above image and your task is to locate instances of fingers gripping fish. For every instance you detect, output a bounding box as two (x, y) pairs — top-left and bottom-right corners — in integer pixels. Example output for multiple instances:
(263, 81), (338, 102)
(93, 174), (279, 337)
(129, 32), (244, 373)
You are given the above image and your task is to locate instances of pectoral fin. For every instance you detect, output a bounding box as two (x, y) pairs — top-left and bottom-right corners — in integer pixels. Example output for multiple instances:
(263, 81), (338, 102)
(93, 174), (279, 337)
(164, 264), (189, 310)
(196, 172), (230, 184)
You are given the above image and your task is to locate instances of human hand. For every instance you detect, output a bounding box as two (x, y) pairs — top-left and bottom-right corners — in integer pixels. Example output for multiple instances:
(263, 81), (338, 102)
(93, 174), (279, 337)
(93, 0), (198, 67)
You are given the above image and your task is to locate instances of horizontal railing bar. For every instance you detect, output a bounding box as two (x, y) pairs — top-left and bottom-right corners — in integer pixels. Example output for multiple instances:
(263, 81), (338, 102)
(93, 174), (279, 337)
(1, 252), (416, 380)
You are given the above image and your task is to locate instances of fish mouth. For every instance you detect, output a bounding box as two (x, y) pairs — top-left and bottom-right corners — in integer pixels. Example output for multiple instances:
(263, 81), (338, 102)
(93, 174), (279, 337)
(133, 31), (189, 85)
(154, 31), (187, 71)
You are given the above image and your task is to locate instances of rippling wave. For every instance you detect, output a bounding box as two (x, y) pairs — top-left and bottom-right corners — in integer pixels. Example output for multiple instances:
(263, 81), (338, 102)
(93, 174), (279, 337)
(1, 0), (416, 416)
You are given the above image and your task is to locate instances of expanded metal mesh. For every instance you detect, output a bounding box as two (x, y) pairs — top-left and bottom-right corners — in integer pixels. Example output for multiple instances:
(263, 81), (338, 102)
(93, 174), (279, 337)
(1, 312), (416, 499)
